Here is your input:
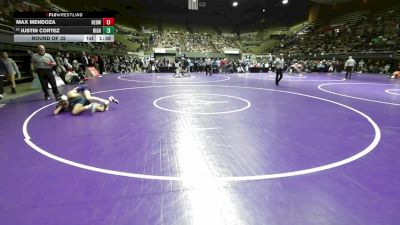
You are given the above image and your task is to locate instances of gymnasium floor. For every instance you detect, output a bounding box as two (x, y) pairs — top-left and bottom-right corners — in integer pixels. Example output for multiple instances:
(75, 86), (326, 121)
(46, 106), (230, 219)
(0, 72), (399, 225)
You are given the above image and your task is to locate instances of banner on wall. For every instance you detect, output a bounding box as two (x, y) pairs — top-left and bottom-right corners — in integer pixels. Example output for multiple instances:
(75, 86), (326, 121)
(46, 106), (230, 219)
(224, 49), (240, 54)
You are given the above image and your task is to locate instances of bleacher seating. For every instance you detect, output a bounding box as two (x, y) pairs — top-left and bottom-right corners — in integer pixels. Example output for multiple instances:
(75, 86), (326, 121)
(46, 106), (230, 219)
(330, 10), (370, 26)
(268, 6), (400, 57)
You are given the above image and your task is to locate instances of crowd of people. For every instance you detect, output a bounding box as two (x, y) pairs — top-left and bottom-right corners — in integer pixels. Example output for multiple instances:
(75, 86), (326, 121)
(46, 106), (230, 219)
(270, 10), (400, 57)
(148, 31), (241, 53)
(282, 58), (395, 74)
(152, 33), (182, 50)
(2, 47), (399, 101)
(211, 33), (238, 52)
(184, 33), (214, 52)
(0, 0), (47, 27)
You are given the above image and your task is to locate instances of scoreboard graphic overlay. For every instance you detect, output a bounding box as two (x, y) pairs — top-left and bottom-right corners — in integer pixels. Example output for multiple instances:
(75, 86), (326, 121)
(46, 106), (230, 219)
(14, 12), (115, 42)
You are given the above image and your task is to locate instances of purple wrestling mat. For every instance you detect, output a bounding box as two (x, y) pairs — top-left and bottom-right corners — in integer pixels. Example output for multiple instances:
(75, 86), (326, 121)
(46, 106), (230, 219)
(0, 72), (399, 225)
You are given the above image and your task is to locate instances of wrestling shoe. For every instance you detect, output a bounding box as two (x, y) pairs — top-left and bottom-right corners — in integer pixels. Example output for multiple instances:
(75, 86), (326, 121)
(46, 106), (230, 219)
(109, 96), (119, 104)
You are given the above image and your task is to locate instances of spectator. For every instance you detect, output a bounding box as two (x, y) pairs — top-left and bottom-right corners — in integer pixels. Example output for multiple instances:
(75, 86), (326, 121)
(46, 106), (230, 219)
(98, 56), (105, 74)
(63, 53), (72, 70)
(55, 51), (66, 84)
(80, 51), (89, 74)
(0, 51), (20, 94)
(0, 58), (7, 99)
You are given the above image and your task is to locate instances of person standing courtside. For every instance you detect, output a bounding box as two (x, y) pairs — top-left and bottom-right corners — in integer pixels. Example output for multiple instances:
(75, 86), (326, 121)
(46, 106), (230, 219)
(80, 51), (89, 74)
(0, 59), (7, 99)
(55, 51), (67, 84)
(205, 57), (212, 76)
(345, 56), (356, 79)
(31, 45), (60, 100)
(0, 52), (20, 94)
(274, 54), (284, 86)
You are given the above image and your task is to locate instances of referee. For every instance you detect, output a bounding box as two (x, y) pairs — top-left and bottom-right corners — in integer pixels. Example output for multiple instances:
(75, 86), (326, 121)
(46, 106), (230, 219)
(345, 56), (356, 79)
(31, 45), (60, 100)
(274, 54), (285, 86)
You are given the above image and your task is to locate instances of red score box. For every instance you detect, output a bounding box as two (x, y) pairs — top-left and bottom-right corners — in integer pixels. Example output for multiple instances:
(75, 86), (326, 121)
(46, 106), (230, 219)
(102, 18), (115, 26)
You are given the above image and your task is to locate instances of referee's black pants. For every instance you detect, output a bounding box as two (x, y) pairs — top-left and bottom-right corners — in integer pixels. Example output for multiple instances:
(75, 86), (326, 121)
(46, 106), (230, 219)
(205, 65), (212, 76)
(275, 68), (283, 85)
(37, 69), (60, 99)
(345, 66), (354, 79)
